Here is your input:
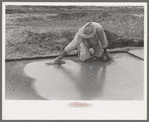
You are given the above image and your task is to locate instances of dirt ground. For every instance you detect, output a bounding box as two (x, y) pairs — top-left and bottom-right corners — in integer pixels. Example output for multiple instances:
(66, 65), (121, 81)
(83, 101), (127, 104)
(5, 6), (144, 59)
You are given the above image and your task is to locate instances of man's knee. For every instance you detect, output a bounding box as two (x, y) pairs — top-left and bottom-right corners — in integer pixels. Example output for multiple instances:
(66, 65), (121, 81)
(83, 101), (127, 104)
(78, 49), (91, 61)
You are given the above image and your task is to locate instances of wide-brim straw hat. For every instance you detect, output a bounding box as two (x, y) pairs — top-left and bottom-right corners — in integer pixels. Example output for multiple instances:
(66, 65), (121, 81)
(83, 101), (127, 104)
(78, 22), (96, 38)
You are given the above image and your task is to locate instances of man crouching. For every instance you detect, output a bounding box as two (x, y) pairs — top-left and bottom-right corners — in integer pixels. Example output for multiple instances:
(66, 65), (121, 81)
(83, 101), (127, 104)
(54, 22), (111, 64)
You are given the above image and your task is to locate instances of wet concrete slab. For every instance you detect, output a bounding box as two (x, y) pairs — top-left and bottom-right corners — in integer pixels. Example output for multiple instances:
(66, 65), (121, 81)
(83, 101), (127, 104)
(5, 61), (47, 100)
(22, 52), (144, 100)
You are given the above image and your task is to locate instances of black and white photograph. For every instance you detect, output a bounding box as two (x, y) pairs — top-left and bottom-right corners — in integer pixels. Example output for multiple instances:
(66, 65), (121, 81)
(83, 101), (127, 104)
(3, 2), (147, 120)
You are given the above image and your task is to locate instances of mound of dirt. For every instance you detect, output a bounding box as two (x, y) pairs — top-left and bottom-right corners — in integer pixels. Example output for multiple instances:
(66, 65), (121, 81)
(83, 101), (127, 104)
(5, 29), (143, 59)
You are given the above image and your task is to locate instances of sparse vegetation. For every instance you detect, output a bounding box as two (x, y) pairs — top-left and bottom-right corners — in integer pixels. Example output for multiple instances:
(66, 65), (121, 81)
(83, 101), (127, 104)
(5, 5), (144, 59)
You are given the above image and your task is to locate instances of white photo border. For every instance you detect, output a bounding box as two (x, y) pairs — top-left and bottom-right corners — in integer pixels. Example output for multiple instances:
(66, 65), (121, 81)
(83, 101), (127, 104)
(2, 2), (147, 120)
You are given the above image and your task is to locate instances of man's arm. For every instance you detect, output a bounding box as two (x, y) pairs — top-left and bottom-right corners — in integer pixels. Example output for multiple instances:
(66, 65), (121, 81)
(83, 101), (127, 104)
(96, 23), (110, 60)
(57, 49), (67, 59)
(54, 33), (82, 63)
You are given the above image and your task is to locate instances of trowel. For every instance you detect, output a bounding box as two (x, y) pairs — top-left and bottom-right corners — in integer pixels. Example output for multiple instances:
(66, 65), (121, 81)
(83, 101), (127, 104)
(45, 60), (66, 66)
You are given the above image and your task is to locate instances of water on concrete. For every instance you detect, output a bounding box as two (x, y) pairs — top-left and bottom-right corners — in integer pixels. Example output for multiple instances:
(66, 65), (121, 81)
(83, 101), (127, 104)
(24, 53), (144, 100)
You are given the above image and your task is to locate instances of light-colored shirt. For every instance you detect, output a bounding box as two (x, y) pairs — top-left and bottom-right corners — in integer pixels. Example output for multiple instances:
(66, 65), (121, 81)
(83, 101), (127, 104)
(65, 22), (107, 53)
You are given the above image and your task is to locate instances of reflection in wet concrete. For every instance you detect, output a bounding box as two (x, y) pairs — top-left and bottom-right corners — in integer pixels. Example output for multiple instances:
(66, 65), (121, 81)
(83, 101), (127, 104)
(79, 64), (104, 99)
(23, 53), (144, 100)
(76, 64), (106, 100)
(57, 63), (107, 100)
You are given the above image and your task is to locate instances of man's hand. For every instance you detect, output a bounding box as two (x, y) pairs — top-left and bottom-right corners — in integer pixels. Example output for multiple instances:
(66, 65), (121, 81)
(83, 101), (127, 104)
(54, 50), (67, 64)
(102, 52), (109, 60)
(54, 57), (62, 64)
(102, 48), (110, 61)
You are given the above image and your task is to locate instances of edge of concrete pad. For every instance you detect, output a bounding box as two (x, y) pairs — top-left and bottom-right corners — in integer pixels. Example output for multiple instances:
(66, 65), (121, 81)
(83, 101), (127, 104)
(5, 47), (143, 62)
(126, 51), (144, 60)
